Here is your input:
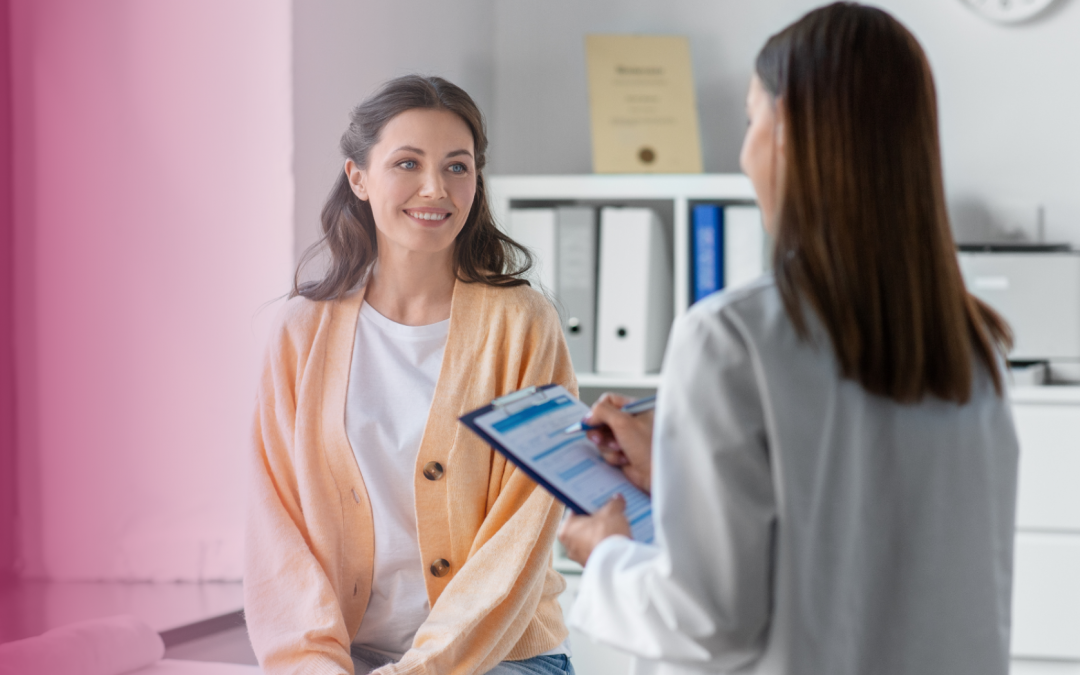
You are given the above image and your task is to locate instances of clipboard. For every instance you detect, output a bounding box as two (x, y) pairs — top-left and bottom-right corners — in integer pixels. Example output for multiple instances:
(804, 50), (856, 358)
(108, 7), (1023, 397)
(460, 384), (654, 543)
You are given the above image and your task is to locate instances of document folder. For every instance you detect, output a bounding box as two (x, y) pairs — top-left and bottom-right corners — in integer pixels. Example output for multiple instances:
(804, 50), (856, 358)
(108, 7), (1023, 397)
(556, 207), (598, 373)
(596, 207), (673, 374)
(692, 204), (723, 302)
(509, 208), (557, 294)
(723, 205), (766, 289)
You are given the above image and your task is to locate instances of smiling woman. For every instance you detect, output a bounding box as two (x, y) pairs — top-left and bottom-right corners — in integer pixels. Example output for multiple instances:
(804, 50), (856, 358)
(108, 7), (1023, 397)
(345, 108), (483, 325)
(245, 75), (577, 675)
(294, 76), (532, 304)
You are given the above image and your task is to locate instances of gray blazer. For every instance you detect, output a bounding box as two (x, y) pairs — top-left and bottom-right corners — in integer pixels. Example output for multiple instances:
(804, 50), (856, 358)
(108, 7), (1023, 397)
(569, 275), (1019, 675)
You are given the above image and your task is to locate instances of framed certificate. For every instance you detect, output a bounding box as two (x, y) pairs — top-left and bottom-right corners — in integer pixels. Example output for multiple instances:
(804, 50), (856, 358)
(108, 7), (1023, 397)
(586, 34), (704, 174)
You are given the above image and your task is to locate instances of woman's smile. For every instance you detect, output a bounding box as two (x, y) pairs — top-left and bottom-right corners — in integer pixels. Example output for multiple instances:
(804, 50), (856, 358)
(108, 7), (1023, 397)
(404, 207), (452, 225)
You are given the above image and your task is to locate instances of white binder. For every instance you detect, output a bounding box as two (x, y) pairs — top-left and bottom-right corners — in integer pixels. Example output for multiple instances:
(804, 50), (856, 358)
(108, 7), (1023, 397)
(508, 208), (557, 294)
(556, 207), (598, 373)
(596, 208), (673, 374)
(724, 205), (766, 289)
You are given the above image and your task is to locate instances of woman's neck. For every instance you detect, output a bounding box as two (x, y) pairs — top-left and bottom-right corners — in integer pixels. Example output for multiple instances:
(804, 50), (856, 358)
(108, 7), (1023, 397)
(364, 245), (456, 326)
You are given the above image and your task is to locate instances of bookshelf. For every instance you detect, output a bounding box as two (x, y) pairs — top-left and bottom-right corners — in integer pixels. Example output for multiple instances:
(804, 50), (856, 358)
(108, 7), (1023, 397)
(488, 174), (758, 391)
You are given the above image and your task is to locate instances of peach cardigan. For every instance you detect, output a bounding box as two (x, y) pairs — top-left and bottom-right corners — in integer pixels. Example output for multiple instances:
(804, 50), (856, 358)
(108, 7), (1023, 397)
(245, 279), (576, 675)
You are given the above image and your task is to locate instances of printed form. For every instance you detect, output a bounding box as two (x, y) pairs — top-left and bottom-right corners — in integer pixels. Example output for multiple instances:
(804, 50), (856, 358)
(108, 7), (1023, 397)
(467, 385), (654, 543)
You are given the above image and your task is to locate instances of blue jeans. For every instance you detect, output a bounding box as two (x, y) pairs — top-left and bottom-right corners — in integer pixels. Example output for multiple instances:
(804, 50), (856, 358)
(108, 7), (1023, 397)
(351, 645), (574, 675)
(485, 654), (575, 675)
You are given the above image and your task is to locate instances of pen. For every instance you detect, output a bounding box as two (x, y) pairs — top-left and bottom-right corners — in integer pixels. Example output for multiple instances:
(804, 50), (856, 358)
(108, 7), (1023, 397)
(563, 395), (657, 434)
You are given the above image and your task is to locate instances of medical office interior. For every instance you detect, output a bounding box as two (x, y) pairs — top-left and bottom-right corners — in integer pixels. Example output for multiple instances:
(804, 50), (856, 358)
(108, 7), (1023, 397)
(1, 0), (1079, 673)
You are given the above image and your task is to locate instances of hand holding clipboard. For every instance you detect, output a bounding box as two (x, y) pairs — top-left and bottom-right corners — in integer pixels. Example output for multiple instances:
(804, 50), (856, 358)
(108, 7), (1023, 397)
(459, 385), (654, 543)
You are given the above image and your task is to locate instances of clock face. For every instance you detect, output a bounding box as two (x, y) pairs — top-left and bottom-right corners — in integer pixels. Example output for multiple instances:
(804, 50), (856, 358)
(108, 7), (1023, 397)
(961, 0), (1058, 23)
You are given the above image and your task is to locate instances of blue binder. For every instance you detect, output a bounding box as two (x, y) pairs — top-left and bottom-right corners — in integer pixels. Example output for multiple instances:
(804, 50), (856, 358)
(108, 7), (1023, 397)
(692, 204), (724, 302)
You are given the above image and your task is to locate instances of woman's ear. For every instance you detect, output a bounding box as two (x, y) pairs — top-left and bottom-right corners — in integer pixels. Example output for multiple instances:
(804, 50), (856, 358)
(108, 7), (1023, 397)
(345, 159), (369, 201)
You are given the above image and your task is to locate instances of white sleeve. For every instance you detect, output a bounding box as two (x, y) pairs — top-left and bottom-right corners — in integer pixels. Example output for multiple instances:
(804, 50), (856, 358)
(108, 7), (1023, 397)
(568, 305), (776, 670)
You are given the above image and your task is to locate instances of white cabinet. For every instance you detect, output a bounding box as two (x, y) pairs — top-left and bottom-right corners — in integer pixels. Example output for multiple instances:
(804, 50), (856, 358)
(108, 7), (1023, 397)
(1012, 532), (1080, 660)
(1011, 388), (1080, 669)
(1012, 397), (1080, 532)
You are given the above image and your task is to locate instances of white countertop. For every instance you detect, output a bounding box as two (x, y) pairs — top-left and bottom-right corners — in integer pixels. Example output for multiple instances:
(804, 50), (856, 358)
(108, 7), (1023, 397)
(1010, 385), (1080, 405)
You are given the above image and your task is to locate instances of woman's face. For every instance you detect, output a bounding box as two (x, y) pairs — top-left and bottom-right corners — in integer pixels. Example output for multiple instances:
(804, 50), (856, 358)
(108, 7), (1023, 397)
(739, 74), (783, 235)
(348, 108), (477, 259)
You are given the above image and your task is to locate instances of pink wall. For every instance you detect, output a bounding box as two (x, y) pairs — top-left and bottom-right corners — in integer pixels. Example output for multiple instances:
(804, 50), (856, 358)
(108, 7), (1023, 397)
(0, 0), (15, 582)
(11, 0), (293, 581)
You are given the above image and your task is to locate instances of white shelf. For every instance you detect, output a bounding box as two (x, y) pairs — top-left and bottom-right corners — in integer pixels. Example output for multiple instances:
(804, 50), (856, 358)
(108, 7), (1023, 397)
(489, 173), (758, 317)
(488, 173), (756, 201)
(491, 174), (753, 389)
(1010, 386), (1080, 405)
(575, 372), (661, 389)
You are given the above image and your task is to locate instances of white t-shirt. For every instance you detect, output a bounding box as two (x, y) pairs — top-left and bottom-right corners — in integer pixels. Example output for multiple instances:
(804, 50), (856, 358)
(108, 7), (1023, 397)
(345, 300), (570, 660)
(346, 301), (449, 658)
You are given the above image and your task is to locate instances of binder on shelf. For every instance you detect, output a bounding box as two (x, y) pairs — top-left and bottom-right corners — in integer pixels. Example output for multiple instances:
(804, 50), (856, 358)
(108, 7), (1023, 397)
(723, 205), (766, 289)
(508, 208), (557, 293)
(596, 207), (673, 375)
(689, 204), (767, 304)
(692, 204), (723, 302)
(556, 207), (598, 373)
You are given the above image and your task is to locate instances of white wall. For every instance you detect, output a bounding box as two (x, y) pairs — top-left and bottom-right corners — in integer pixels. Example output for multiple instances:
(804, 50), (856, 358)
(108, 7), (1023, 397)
(490, 0), (1080, 245)
(292, 0), (496, 267)
(11, 0), (294, 581)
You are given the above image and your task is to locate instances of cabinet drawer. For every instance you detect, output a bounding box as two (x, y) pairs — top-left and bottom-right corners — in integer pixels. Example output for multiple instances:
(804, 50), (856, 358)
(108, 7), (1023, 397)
(1012, 532), (1080, 659)
(1012, 404), (1080, 532)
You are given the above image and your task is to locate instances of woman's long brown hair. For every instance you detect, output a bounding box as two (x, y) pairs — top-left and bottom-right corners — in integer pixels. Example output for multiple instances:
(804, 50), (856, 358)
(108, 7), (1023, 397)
(292, 75), (532, 301)
(757, 3), (1011, 403)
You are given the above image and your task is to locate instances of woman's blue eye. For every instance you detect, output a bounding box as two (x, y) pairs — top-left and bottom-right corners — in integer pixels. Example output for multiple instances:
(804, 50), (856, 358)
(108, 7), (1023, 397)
(449, 163), (467, 174)
(400, 160), (417, 169)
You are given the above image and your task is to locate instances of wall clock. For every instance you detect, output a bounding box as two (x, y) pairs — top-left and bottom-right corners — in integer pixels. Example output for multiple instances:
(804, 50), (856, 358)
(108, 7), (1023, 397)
(961, 0), (1058, 23)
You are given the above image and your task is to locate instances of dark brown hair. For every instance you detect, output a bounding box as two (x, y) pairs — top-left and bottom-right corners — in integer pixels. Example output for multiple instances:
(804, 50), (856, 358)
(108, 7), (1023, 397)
(756, 2), (1011, 403)
(292, 75), (531, 300)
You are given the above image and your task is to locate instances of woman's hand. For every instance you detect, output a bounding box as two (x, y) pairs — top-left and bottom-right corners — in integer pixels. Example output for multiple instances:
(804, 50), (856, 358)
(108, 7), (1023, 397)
(557, 495), (631, 565)
(556, 394), (654, 566)
(585, 393), (654, 493)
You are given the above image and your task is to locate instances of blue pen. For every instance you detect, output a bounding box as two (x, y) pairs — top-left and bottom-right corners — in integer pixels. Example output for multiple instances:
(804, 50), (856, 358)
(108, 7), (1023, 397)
(563, 395), (657, 434)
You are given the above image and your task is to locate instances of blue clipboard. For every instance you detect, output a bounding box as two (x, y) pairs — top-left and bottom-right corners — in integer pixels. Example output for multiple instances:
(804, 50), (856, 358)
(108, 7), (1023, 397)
(459, 384), (654, 542)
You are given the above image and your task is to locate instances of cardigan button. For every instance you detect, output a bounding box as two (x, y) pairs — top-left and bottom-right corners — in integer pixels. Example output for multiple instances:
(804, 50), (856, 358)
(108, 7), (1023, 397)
(430, 558), (451, 578)
(423, 461), (445, 481)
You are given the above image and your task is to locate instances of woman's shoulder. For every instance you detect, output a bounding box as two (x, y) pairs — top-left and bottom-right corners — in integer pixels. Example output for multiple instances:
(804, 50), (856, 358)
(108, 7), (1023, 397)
(461, 281), (562, 340)
(469, 281), (556, 318)
(275, 292), (331, 330)
(676, 274), (814, 359)
(269, 289), (356, 353)
(685, 275), (782, 332)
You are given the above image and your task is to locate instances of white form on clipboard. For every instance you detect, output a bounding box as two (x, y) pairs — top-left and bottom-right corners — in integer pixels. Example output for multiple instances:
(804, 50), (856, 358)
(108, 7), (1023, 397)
(460, 384), (654, 543)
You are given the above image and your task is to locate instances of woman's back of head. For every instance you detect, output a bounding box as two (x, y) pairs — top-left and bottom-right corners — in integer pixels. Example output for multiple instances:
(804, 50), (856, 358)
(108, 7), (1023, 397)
(756, 2), (1010, 404)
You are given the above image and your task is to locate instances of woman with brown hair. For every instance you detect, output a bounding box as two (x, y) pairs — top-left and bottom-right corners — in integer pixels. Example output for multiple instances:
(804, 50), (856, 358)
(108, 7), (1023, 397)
(558, 4), (1019, 675)
(244, 75), (575, 675)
